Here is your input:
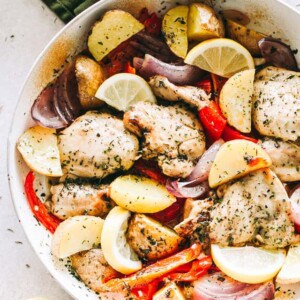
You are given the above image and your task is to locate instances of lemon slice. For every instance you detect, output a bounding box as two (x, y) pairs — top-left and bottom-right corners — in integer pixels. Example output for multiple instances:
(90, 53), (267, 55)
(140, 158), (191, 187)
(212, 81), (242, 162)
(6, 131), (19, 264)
(211, 244), (286, 284)
(17, 126), (63, 177)
(184, 38), (254, 78)
(219, 69), (255, 133)
(101, 206), (142, 274)
(277, 244), (300, 284)
(95, 73), (156, 111)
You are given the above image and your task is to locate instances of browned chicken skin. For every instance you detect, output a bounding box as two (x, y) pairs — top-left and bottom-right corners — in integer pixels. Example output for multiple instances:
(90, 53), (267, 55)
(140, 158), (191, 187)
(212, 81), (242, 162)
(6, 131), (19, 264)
(123, 101), (206, 178)
(49, 183), (113, 219)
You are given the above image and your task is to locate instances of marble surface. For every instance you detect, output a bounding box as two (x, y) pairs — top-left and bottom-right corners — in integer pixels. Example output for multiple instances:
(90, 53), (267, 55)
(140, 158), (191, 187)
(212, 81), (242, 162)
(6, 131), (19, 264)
(0, 0), (299, 299)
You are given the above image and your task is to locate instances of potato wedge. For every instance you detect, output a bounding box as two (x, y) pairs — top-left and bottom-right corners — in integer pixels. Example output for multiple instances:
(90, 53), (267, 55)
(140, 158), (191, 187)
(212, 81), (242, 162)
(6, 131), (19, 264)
(127, 214), (182, 261)
(209, 140), (272, 188)
(153, 282), (185, 300)
(88, 10), (144, 62)
(162, 6), (189, 58)
(51, 216), (104, 258)
(226, 19), (266, 56)
(75, 55), (106, 109)
(277, 244), (300, 284)
(219, 69), (255, 133)
(17, 126), (62, 177)
(187, 3), (224, 41)
(109, 175), (176, 213)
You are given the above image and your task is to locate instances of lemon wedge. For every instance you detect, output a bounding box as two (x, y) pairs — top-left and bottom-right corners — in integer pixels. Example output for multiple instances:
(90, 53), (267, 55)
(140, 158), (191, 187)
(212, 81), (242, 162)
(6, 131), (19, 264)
(211, 244), (286, 284)
(95, 73), (156, 111)
(101, 206), (142, 274)
(277, 244), (300, 284)
(219, 69), (255, 133)
(17, 126), (63, 177)
(184, 38), (254, 78)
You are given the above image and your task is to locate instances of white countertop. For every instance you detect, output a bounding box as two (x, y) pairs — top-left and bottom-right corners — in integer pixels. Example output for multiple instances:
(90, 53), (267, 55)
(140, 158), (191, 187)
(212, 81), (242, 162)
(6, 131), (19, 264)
(0, 0), (299, 299)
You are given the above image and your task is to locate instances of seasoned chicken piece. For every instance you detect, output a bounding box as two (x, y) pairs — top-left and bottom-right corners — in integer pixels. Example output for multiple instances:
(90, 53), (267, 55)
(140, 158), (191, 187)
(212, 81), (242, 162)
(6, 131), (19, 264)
(174, 198), (213, 245)
(58, 111), (139, 178)
(124, 102), (206, 178)
(127, 214), (182, 261)
(149, 75), (210, 110)
(260, 138), (300, 182)
(252, 67), (300, 141)
(71, 249), (119, 293)
(49, 182), (113, 220)
(210, 168), (295, 248)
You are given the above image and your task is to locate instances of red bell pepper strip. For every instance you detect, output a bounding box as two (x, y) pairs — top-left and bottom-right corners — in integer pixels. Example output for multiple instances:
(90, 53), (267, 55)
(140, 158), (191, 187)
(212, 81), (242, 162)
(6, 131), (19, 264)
(199, 101), (227, 141)
(131, 279), (160, 300)
(222, 125), (258, 143)
(166, 256), (212, 282)
(124, 61), (136, 74)
(24, 171), (61, 233)
(139, 8), (162, 36)
(151, 198), (185, 224)
(195, 78), (213, 95)
(144, 12), (162, 36)
(138, 7), (151, 23)
(133, 159), (167, 185)
(101, 243), (202, 292)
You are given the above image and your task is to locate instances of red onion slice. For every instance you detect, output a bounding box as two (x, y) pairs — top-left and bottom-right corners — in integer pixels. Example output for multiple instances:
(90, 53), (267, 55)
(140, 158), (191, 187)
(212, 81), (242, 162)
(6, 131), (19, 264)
(258, 37), (298, 71)
(193, 272), (275, 300)
(133, 54), (205, 85)
(187, 139), (224, 183)
(166, 179), (209, 199)
(31, 84), (67, 129)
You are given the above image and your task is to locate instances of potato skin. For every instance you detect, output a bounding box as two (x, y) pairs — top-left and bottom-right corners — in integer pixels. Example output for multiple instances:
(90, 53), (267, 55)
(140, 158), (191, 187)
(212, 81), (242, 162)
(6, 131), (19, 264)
(127, 214), (182, 261)
(226, 19), (266, 56)
(187, 3), (224, 41)
(75, 55), (106, 109)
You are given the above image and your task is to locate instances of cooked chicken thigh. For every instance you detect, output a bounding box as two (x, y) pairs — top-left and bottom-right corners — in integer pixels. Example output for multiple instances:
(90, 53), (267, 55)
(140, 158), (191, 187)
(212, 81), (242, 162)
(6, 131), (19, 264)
(149, 75), (210, 110)
(58, 111), (139, 178)
(260, 138), (300, 182)
(252, 67), (300, 141)
(210, 168), (294, 248)
(49, 183), (113, 219)
(71, 249), (119, 293)
(124, 102), (206, 178)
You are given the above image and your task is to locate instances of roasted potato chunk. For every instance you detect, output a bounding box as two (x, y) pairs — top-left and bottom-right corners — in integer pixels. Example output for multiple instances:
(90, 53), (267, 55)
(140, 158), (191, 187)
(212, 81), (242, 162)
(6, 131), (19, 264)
(226, 19), (266, 56)
(162, 6), (189, 58)
(127, 214), (182, 261)
(88, 10), (144, 62)
(75, 55), (106, 109)
(187, 3), (224, 41)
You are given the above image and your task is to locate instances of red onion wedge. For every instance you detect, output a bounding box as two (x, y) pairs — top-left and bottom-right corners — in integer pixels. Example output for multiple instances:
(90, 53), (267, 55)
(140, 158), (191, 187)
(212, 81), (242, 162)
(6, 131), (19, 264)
(258, 37), (298, 71)
(166, 140), (223, 198)
(31, 84), (67, 129)
(31, 63), (82, 129)
(134, 54), (205, 85)
(166, 179), (210, 199)
(187, 139), (224, 183)
(192, 272), (275, 300)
